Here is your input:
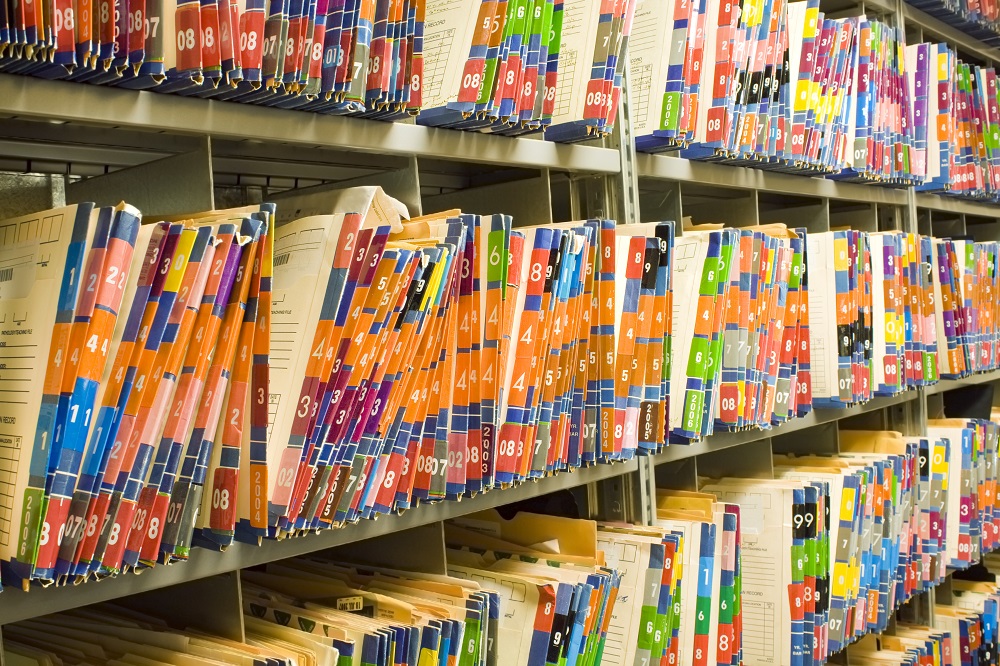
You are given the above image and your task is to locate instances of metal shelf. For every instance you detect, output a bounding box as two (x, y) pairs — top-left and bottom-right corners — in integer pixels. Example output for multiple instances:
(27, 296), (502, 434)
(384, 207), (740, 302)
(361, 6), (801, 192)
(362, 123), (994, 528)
(925, 368), (1000, 395)
(0, 391), (929, 623)
(652, 392), (919, 465)
(0, 76), (621, 175)
(0, 457), (637, 625)
(902, 4), (1000, 64)
(637, 153), (910, 205)
(915, 193), (1000, 217)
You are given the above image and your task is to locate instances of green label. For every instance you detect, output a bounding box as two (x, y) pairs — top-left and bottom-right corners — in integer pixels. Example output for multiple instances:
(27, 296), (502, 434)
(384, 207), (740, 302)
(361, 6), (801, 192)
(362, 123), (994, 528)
(661, 92), (682, 132)
(694, 597), (713, 634)
(16, 488), (45, 569)
(687, 338), (711, 377)
(700, 256), (721, 295)
(682, 390), (706, 433)
(487, 230), (507, 283)
(636, 604), (658, 650)
(718, 585), (735, 625)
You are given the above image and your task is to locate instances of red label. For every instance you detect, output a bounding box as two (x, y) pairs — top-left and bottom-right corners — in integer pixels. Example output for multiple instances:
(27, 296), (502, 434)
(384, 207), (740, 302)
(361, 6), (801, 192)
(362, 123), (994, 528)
(283, 15), (305, 77)
(458, 58), (486, 104)
(883, 355), (898, 385)
(124, 485), (158, 556)
(35, 497), (71, 571)
(517, 66), (538, 115)
(307, 20), (324, 79)
(372, 452), (403, 512)
(495, 422), (523, 476)
(394, 443), (419, 505)
(238, 8), (264, 70)
(797, 371), (812, 407)
(98, 0), (115, 54)
(76, 493), (111, 567)
(175, 3), (202, 72)
(53, 0), (76, 59)
(543, 69), (558, 117)
(719, 384), (740, 423)
(126, 0), (144, 56)
(465, 427), (483, 488)
(209, 467), (238, 531)
(200, 1), (221, 70)
(412, 437), (437, 497)
(706, 106), (726, 144)
(409, 55), (424, 109)
(102, 500), (137, 572)
(692, 634), (710, 666)
(716, 623), (734, 665)
(788, 583), (805, 622)
(139, 492), (170, 562)
(499, 54), (521, 101)
(583, 78), (604, 121)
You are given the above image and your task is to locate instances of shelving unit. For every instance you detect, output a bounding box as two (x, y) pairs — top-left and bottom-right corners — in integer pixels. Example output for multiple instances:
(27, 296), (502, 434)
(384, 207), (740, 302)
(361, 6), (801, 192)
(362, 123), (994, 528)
(0, 0), (999, 661)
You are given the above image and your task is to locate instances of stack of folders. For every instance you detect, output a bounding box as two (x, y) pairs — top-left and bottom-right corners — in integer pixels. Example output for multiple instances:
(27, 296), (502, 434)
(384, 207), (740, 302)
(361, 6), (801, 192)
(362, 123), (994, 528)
(631, 0), (921, 184)
(9, 507), (758, 666)
(4, 602), (356, 664)
(0, 199), (277, 586)
(7, 192), (1000, 594)
(916, 47), (1000, 203)
(450, 507), (737, 666)
(698, 424), (1000, 666)
(242, 554), (535, 666)
(444, 510), (626, 665)
(668, 223), (814, 441)
(418, 0), (637, 142)
(0, 187), (687, 591)
(648, 489), (745, 666)
(935, 578), (1000, 666)
(0, 0), (425, 117)
(629, 0), (1000, 196)
(845, 623), (978, 666)
(931, 238), (1000, 379)
(0, 0), (635, 140)
(926, 417), (1000, 569)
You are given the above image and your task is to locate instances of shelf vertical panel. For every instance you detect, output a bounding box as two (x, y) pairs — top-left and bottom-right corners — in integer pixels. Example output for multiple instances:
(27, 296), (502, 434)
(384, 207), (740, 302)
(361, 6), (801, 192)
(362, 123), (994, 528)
(115, 571), (246, 642)
(697, 438), (774, 480)
(653, 456), (699, 492)
(422, 171), (555, 227)
(65, 138), (215, 216)
(772, 421), (839, 456)
(609, 51), (641, 227)
(830, 201), (876, 233)
(314, 155), (423, 216)
(594, 471), (647, 524)
(638, 180), (683, 225)
(329, 522), (448, 575)
(759, 197), (830, 232)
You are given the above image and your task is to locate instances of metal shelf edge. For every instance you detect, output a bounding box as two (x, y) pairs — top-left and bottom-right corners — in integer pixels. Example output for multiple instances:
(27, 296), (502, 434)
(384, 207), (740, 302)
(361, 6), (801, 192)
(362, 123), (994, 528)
(652, 392), (920, 465)
(0, 76), (622, 175)
(915, 193), (1000, 217)
(637, 153), (910, 205)
(925, 369), (1000, 395)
